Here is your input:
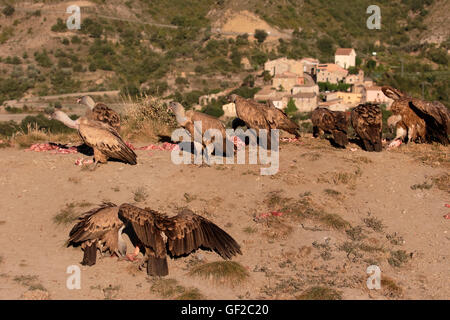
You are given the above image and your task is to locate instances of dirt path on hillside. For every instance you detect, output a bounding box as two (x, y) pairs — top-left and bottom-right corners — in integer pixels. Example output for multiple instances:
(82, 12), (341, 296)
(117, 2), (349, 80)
(0, 137), (448, 300)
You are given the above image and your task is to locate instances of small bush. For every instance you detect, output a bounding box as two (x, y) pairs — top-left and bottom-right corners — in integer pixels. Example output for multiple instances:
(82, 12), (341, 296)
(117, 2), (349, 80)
(189, 261), (249, 287)
(2, 5), (15, 17)
(297, 286), (342, 300)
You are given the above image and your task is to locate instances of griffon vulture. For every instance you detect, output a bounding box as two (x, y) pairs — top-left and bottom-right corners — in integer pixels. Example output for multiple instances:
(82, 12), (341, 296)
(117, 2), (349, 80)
(229, 95), (300, 145)
(311, 107), (350, 148)
(77, 95), (121, 131)
(168, 101), (235, 162)
(351, 104), (383, 152)
(51, 111), (137, 169)
(118, 203), (242, 276)
(67, 203), (134, 266)
(382, 86), (450, 146)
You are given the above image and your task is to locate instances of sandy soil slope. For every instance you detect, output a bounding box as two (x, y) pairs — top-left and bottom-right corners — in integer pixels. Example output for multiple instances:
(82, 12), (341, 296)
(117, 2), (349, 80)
(0, 137), (448, 300)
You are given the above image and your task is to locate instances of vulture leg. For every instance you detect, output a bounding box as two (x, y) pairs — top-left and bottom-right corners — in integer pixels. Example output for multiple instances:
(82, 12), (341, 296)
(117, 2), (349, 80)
(313, 126), (320, 138)
(81, 241), (97, 266)
(90, 149), (108, 170)
(203, 142), (215, 165)
(192, 141), (204, 164)
(407, 125), (416, 143)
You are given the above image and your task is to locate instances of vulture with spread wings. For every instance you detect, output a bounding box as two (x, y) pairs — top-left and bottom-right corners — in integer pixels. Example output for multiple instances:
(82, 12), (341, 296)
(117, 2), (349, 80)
(118, 203), (242, 276)
(382, 86), (450, 146)
(51, 111), (137, 169)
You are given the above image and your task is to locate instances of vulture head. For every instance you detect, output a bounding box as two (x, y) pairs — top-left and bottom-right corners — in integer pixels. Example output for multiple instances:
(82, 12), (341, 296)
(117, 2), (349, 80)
(381, 86), (407, 101)
(228, 94), (238, 103)
(77, 95), (96, 109)
(51, 110), (80, 130)
(168, 101), (188, 125)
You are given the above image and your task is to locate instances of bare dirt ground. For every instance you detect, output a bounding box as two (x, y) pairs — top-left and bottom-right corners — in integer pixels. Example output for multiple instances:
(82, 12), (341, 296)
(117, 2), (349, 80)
(0, 136), (448, 300)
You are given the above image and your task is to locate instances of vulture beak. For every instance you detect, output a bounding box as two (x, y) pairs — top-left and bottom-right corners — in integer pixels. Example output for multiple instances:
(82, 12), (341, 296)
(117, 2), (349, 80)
(76, 98), (82, 104)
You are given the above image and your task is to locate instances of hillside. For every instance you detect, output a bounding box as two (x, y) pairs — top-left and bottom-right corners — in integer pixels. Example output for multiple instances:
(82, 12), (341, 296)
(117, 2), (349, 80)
(0, 0), (448, 111)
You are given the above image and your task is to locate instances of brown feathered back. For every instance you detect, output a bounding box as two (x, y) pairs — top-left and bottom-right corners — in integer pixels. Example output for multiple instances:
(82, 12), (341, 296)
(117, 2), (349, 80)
(86, 103), (121, 132)
(78, 118), (137, 165)
(311, 108), (349, 148)
(233, 95), (300, 137)
(351, 104), (382, 152)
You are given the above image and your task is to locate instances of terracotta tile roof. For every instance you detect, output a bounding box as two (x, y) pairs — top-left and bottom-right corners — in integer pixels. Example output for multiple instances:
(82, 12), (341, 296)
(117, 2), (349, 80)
(317, 63), (348, 74)
(335, 48), (355, 56)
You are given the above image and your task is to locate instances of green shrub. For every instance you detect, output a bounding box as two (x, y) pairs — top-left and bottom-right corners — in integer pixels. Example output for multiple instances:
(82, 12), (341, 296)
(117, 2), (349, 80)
(2, 5), (15, 17)
(254, 29), (268, 43)
(51, 18), (67, 32)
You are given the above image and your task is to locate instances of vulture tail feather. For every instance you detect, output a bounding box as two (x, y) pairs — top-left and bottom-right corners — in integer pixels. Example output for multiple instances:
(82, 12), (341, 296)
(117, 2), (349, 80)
(147, 256), (168, 276)
(81, 241), (97, 266)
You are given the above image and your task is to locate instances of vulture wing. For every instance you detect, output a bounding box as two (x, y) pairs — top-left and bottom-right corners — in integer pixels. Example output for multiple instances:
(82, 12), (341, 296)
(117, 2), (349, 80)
(161, 209), (242, 260)
(263, 104), (300, 137)
(235, 97), (270, 130)
(78, 119), (137, 165)
(68, 203), (121, 245)
(312, 108), (335, 132)
(351, 104), (382, 152)
(68, 203), (122, 265)
(91, 103), (121, 131)
(408, 99), (450, 144)
(117, 203), (166, 257)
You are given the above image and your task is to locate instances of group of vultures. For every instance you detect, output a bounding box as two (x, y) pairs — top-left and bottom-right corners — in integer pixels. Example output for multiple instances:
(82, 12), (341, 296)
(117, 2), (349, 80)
(50, 85), (449, 277)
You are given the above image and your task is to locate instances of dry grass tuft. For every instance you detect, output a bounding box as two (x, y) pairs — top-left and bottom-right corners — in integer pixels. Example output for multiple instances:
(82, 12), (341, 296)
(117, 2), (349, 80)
(189, 261), (249, 287)
(319, 213), (351, 230)
(243, 226), (257, 234)
(431, 173), (449, 193)
(53, 202), (93, 225)
(53, 203), (78, 225)
(381, 277), (403, 298)
(102, 285), (121, 300)
(183, 193), (197, 203)
(410, 181), (433, 190)
(262, 216), (293, 239)
(346, 226), (366, 241)
(323, 188), (341, 197)
(12, 124), (79, 148)
(296, 286), (342, 300)
(14, 275), (46, 291)
(133, 187), (148, 202)
(388, 250), (411, 267)
(175, 288), (205, 300)
(150, 278), (185, 298)
(363, 215), (384, 233)
(121, 95), (177, 142)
